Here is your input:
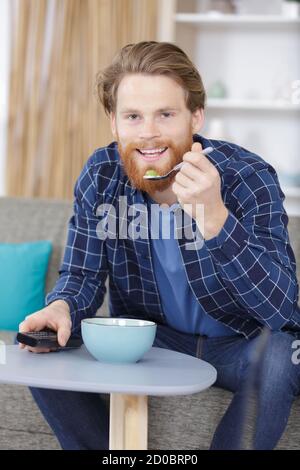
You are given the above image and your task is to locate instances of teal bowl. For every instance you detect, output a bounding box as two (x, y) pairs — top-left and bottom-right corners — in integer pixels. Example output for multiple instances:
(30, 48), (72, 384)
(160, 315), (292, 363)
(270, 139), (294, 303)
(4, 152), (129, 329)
(81, 317), (157, 364)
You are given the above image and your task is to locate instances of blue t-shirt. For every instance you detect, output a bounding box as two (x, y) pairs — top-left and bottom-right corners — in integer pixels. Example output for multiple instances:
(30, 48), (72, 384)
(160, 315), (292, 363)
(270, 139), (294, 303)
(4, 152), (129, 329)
(146, 195), (236, 337)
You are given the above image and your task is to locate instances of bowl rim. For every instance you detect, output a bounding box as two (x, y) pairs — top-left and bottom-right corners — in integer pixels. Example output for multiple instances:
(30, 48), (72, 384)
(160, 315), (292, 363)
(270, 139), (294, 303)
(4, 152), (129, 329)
(81, 317), (157, 328)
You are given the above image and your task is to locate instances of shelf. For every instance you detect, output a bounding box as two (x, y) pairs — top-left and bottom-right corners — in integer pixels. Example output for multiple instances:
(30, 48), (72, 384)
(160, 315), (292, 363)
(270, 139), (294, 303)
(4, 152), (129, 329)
(282, 187), (300, 198)
(206, 98), (300, 111)
(167, 3), (300, 217)
(282, 187), (300, 216)
(175, 13), (300, 26)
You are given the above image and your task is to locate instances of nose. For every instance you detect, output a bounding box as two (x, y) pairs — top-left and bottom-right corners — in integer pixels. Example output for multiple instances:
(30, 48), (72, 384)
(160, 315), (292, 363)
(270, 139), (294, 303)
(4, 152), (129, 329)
(139, 118), (161, 140)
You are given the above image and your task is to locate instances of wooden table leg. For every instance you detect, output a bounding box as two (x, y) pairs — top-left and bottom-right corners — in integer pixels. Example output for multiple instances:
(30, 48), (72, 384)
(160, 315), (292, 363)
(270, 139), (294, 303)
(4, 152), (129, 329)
(109, 393), (148, 450)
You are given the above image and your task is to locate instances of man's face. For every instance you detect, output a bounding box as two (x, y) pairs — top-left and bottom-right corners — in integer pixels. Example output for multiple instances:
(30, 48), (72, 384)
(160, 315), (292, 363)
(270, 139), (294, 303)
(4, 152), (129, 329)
(110, 74), (204, 193)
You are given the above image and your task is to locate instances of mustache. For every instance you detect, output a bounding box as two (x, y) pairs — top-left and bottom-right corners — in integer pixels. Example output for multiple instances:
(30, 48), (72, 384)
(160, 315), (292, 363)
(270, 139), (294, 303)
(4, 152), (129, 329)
(119, 140), (174, 153)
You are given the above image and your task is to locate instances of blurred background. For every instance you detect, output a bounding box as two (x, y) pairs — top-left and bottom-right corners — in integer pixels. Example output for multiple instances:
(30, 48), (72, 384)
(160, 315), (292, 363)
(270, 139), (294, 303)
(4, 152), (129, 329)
(0, 0), (299, 214)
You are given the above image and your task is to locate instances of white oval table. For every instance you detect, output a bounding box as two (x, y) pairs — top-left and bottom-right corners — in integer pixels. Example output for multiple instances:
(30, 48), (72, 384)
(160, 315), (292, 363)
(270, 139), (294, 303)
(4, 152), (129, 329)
(0, 344), (217, 450)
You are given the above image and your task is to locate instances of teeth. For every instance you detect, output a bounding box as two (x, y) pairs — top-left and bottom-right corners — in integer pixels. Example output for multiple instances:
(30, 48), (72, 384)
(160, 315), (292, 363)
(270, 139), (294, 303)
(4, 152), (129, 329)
(139, 147), (166, 155)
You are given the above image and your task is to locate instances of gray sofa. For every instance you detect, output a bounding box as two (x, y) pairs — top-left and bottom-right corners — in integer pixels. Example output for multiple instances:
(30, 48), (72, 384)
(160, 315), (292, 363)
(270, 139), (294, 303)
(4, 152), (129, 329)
(1, 196), (300, 450)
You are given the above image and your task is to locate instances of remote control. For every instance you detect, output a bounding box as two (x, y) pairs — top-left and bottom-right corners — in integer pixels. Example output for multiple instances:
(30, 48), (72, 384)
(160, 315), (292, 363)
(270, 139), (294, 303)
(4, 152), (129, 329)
(17, 330), (83, 349)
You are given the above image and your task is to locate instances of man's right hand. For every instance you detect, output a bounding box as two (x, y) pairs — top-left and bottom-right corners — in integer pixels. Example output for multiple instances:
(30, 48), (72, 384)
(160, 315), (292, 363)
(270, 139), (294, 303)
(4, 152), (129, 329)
(18, 300), (72, 353)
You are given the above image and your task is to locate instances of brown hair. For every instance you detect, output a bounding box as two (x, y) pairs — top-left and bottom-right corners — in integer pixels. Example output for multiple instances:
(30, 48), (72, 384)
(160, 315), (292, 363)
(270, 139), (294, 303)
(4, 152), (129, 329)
(96, 41), (206, 116)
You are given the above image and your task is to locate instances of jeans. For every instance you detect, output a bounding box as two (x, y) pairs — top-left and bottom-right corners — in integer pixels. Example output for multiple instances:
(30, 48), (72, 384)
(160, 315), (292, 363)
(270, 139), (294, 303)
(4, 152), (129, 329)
(29, 325), (300, 450)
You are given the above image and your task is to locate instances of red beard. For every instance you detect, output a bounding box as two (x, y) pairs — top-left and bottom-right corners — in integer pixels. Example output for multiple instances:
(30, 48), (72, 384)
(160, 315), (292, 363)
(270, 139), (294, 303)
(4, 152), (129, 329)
(116, 130), (194, 193)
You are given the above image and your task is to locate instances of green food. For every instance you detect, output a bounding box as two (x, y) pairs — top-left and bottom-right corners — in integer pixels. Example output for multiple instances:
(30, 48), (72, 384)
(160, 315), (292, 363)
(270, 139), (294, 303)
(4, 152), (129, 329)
(145, 169), (159, 177)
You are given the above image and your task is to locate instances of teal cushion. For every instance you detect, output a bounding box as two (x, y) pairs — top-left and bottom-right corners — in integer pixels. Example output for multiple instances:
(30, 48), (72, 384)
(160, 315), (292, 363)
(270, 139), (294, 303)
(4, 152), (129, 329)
(0, 241), (52, 331)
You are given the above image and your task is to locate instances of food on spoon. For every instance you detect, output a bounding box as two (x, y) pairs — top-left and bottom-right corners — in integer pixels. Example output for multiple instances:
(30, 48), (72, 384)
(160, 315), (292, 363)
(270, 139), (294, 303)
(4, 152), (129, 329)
(144, 169), (160, 177)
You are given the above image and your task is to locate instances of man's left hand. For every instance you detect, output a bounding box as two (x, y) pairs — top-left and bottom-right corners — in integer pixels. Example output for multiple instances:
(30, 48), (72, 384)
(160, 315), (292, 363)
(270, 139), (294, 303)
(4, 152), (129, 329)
(172, 142), (229, 240)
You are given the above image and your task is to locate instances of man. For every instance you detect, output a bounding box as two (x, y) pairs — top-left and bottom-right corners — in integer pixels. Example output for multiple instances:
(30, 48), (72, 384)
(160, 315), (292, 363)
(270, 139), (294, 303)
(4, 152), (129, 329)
(18, 41), (300, 450)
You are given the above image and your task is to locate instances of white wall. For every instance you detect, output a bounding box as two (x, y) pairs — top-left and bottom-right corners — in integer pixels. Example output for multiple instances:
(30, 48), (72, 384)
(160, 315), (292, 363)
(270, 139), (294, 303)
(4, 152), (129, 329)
(0, 0), (10, 196)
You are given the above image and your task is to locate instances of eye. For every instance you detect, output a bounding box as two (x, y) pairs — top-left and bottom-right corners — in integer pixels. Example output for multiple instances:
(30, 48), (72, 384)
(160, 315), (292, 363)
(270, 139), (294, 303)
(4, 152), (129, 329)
(127, 114), (139, 120)
(161, 112), (172, 118)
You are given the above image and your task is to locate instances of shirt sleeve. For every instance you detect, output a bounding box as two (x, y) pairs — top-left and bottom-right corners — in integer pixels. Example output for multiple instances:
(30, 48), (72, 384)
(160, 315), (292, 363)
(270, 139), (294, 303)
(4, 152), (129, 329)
(45, 160), (108, 335)
(205, 167), (299, 330)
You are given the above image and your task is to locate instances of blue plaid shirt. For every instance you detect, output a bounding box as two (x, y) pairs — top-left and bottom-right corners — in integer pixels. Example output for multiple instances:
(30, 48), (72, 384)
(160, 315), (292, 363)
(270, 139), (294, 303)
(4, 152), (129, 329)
(46, 134), (300, 339)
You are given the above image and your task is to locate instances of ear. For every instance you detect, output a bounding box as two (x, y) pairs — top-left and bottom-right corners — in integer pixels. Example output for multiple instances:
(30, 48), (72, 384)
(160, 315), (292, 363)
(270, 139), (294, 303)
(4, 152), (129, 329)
(191, 108), (204, 134)
(110, 113), (117, 138)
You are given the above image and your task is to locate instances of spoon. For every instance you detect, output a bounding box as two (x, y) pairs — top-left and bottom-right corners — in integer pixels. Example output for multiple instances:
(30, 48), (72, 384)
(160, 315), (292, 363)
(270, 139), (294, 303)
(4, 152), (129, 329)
(143, 146), (214, 180)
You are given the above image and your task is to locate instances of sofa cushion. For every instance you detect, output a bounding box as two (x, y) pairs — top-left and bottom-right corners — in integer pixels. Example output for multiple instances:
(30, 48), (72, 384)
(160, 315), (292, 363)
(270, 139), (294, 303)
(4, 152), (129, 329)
(0, 197), (73, 294)
(0, 241), (52, 330)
